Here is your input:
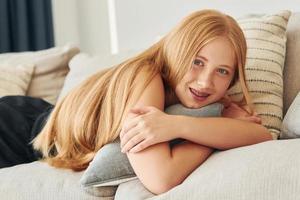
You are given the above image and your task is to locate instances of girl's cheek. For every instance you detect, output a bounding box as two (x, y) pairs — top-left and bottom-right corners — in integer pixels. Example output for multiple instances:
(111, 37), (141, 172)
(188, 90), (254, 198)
(216, 80), (232, 96)
(187, 68), (199, 78)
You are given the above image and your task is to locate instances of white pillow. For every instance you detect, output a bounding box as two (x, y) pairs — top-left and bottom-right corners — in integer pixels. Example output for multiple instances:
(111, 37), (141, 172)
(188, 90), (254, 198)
(280, 92), (300, 139)
(0, 64), (34, 96)
(58, 50), (142, 100)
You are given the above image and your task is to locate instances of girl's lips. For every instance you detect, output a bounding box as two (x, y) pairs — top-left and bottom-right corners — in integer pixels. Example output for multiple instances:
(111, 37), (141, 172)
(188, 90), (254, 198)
(189, 88), (210, 101)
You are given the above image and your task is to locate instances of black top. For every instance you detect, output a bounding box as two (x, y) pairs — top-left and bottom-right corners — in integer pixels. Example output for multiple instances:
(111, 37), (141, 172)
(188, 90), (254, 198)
(0, 96), (53, 168)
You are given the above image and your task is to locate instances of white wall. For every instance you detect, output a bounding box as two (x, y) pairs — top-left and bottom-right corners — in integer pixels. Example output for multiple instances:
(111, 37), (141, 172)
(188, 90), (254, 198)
(52, 0), (300, 55)
(52, 0), (80, 47)
(52, 0), (111, 55)
(115, 0), (300, 52)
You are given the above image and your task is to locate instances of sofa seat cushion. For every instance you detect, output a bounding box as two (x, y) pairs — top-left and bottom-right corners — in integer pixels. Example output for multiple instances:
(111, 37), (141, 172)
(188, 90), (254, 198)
(0, 161), (114, 200)
(115, 139), (300, 200)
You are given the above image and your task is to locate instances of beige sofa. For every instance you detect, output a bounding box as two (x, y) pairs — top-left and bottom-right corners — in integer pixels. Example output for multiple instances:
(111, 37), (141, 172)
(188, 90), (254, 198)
(0, 12), (300, 200)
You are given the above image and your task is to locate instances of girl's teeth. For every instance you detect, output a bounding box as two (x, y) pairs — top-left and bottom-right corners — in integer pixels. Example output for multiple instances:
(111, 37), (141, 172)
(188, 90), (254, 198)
(191, 88), (209, 97)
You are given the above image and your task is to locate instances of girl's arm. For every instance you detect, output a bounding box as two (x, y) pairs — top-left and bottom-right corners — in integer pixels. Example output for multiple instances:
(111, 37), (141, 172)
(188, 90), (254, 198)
(124, 73), (214, 195)
(121, 102), (272, 153)
(127, 139), (214, 195)
(174, 115), (273, 151)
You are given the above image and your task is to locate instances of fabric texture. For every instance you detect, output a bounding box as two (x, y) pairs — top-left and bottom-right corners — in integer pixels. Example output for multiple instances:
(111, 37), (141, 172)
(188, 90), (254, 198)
(115, 139), (300, 200)
(115, 179), (155, 200)
(80, 141), (137, 197)
(0, 0), (54, 53)
(0, 96), (52, 168)
(0, 44), (80, 104)
(227, 10), (291, 139)
(280, 92), (300, 139)
(58, 51), (141, 100)
(0, 64), (34, 96)
(80, 103), (223, 195)
(283, 12), (300, 115)
(0, 161), (114, 200)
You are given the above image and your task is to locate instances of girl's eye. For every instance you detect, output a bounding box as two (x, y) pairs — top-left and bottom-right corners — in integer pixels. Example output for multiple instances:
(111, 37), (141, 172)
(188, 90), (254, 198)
(217, 68), (229, 75)
(193, 59), (204, 66)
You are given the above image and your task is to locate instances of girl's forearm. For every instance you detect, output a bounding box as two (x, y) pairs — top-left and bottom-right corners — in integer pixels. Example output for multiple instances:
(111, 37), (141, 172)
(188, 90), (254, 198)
(167, 141), (214, 187)
(175, 116), (273, 150)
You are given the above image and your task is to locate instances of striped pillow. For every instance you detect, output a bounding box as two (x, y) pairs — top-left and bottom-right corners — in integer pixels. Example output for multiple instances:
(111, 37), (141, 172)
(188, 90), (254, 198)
(227, 10), (291, 139)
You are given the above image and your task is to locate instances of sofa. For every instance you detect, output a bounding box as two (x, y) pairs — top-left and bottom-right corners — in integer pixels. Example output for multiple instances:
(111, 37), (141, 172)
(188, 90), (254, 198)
(0, 11), (300, 200)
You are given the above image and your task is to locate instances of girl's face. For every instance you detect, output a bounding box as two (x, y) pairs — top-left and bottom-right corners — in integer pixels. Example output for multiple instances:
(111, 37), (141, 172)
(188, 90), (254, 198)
(175, 36), (236, 108)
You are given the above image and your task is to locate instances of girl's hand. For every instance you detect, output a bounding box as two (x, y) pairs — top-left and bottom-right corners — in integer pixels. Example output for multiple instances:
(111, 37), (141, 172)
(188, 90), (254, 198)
(120, 106), (177, 153)
(222, 102), (262, 124)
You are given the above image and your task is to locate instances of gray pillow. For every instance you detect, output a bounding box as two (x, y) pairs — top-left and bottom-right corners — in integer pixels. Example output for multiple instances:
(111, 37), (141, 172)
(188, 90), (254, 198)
(280, 92), (300, 139)
(80, 103), (224, 194)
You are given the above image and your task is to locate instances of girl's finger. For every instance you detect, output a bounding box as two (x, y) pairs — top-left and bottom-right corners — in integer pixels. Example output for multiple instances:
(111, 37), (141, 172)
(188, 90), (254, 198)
(120, 124), (143, 148)
(121, 132), (145, 153)
(253, 116), (262, 124)
(129, 140), (151, 153)
(121, 117), (140, 137)
(120, 125), (139, 148)
(250, 111), (258, 116)
(248, 116), (262, 124)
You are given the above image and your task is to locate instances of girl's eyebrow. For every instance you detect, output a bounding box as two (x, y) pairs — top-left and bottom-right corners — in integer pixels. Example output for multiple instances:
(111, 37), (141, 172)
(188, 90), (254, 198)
(196, 55), (234, 70)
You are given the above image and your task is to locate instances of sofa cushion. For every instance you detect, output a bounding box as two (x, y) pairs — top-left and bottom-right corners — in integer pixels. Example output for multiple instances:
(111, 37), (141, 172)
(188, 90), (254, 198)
(227, 10), (291, 139)
(115, 179), (155, 200)
(283, 12), (300, 115)
(281, 91), (300, 139)
(0, 64), (34, 96)
(0, 161), (115, 200)
(115, 139), (300, 200)
(0, 44), (79, 104)
(58, 51), (140, 100)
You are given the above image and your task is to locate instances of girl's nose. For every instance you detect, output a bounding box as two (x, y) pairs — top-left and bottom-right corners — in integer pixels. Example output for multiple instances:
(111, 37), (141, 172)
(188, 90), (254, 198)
(196, 70), (214, 89)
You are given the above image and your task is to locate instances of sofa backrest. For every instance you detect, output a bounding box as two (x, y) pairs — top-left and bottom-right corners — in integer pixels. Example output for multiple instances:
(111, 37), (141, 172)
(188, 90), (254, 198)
(283, 12), (300, 116)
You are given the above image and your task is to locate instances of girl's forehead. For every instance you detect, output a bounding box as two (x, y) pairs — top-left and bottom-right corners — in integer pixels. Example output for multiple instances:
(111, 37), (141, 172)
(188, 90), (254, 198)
(195, 37), (236, 68)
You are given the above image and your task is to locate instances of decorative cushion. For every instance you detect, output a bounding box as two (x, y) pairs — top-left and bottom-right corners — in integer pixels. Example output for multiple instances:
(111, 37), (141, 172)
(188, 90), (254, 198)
(0, 64), (34, 96)
(0, 44), (80, 104)
(115, 139), (300, 200)
(80, 103), (224, 196)
(227, 10), (291, 139)
(280, 92), (300, 139)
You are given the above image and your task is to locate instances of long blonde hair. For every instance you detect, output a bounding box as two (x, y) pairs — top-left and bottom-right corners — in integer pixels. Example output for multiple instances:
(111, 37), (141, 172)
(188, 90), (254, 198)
(33, 9), (251, 171)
